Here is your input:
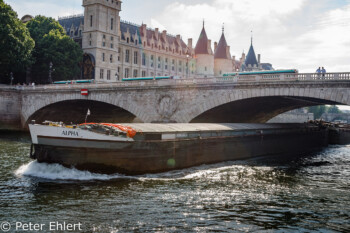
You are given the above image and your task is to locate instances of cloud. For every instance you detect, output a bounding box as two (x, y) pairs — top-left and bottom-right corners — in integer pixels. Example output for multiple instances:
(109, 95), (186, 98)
(6, 0), (83, 19)
(152, 0), (350, 72)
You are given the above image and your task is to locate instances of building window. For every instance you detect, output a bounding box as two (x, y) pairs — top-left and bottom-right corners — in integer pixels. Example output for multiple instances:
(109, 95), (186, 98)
(102, 53), (105, 62)
(117, 67), (120, 80)
(172, 59), (175, 71)
(89, 41), (91, 46)
(142, 70), (146, 77)
(111, 36), (113, 41)
(90, 15), (93, 27)
(89, 33), (92, 38)
(125, 50), (130, 63)
(111, 43), (113, 48)
(134, 51), (138, 64)
(100, 69), (104, 79)
(158, 56), (161, 69)
(103, 34), (106, 39)
(133, 69), (138, 77)
(150, 55), (154, 67)
(135, 40), (138, 45)
(107, 70), (111, 80)
(142, 53), (146, 66)
(165, 58), (168, 70)
(125, 68), (129, 78)
(127, 38), (129, 43)
(102, 42), (105, 47)
(179, 61), (182, 72)
(110, 55), (113, 63)
(111, 18), (114, 30)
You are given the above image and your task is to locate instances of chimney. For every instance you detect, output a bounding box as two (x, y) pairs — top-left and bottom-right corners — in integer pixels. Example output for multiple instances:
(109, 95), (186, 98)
(155, 28), (159, 40)
(226, 46), (230, 58)
(162, 30), (167, 40)
(208, 39), (211, 51)
(188, 38), (193, 48)
(214, 42), (218, 51)
(141, 24), (147, 36)
(232, 55), (235, 61)
(258, 54), (261, 64)
(176, 34), (181, 42)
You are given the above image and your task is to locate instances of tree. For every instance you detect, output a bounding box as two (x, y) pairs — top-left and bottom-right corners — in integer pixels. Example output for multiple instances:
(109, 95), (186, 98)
(307, 105), (343, 119)
(26, 16), (83, 83)
(0, 0), (34, 83)
(327, 105), (342, 114)
(307, 105), (327, 119)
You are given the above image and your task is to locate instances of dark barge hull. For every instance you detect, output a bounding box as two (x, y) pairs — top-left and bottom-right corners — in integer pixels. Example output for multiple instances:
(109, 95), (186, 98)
(32, 126), (328, 175)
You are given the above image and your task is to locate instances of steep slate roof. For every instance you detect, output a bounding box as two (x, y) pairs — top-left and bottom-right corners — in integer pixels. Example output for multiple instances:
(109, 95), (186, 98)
(120, 21), (141, 43)
(58, 16), (84, 36)
(214, 32), (231, 59)
(194, 26), (211, 54)
(244, 39), (258, 66)
(139, 24), (187, 51)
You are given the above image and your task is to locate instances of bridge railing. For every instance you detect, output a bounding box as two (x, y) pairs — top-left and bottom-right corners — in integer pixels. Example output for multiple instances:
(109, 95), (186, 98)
(2, 72), (350, 91)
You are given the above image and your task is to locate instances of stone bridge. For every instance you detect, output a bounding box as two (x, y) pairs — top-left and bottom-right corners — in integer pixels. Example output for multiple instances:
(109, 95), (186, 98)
(1, 72), (350, 130)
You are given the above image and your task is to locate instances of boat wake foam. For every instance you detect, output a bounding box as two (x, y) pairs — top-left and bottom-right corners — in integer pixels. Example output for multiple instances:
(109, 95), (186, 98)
(14, 160), (247, 181)
(15, 161), (128, 181)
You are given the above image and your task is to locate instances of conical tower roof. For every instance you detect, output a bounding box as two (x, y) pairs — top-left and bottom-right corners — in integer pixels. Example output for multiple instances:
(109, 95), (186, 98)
(194, 23), (211, 55)
(245, 38), (258, 67)
(214, 29), (231, 59)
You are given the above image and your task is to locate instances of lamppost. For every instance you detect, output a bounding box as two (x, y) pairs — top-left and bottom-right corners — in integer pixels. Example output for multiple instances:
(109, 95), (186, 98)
(10, 72), (14, 85)
(48, 62), (53, 84)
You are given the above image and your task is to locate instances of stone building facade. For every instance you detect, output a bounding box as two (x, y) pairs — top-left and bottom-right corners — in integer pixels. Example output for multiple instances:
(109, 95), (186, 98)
(56, 0), (272, 82)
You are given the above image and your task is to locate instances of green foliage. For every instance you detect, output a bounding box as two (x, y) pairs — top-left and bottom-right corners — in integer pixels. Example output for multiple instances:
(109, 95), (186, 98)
(307, 105), (343, 119)
(327, 105), (341, 114)
(26, 16), (83, 83)
(0, 1), (34, 82)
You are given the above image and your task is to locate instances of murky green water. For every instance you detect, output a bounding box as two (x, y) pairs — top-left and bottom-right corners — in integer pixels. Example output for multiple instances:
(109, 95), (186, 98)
(0, 133), (349, 232)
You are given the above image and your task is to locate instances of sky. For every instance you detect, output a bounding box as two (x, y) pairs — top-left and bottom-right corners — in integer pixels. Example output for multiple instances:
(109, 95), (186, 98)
(5, 0), (350, 73)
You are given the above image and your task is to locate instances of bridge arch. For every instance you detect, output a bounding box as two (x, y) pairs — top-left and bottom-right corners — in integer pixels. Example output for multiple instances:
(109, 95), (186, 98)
(186, 86), (350, 123)
(22, 91), (149, 126)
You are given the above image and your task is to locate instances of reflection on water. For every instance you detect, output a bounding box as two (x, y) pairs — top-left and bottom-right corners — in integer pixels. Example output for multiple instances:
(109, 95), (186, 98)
(0, 135), (349, 232)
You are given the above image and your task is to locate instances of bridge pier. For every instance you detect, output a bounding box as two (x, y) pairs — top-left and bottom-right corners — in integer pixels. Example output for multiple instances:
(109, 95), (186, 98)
(0, 89), (22, 131)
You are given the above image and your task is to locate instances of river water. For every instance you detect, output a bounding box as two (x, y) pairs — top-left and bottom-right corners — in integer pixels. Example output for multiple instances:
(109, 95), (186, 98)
(0, 133), (349, 232)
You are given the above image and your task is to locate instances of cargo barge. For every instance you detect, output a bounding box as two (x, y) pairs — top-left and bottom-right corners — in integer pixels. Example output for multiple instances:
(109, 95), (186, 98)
(29, 122), (328, 175)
